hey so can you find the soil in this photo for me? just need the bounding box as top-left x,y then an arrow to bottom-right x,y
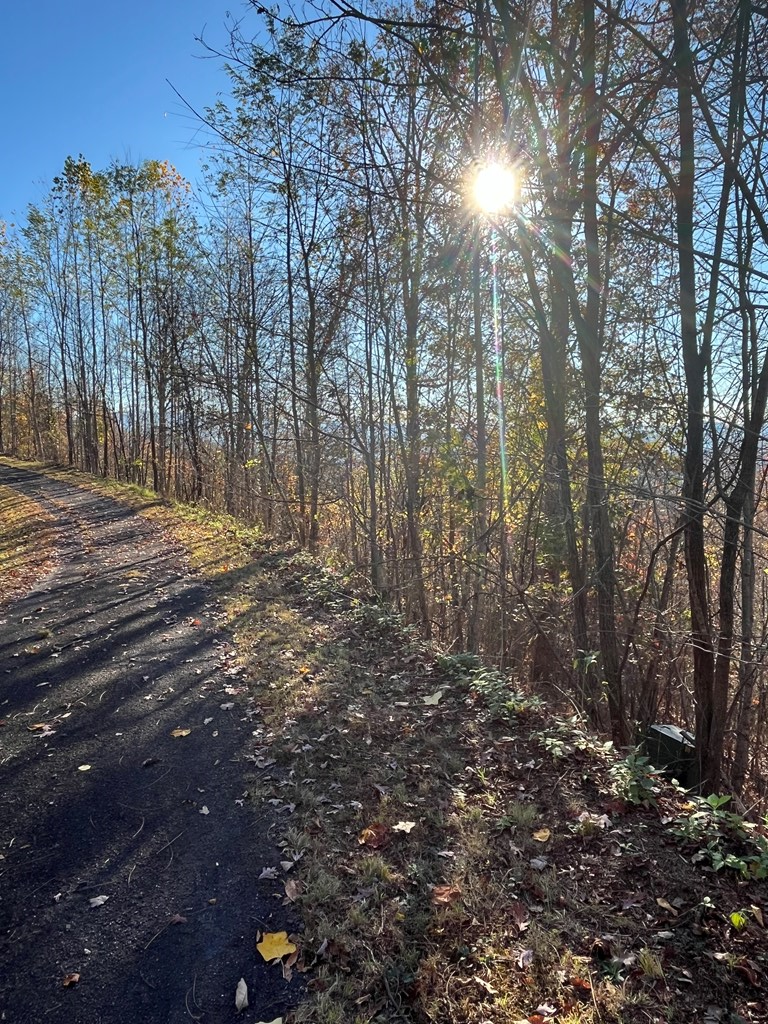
0,464 -> 303,1024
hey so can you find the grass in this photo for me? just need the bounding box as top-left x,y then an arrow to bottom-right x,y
0,478 -> 57,601
4,454 -> 767,1023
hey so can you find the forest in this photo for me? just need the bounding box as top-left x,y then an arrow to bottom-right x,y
1,0 -> 767,802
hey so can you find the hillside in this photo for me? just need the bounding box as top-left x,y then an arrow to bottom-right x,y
1,458 -> 766,1024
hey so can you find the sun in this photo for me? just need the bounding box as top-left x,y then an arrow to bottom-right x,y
472,163 -> 517,215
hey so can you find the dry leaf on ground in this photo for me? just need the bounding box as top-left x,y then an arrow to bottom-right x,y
62,973 -> 80,987
510,900 -> 531,933
532,828 -> 551,842
358,822 -> 390,848
89,895 -> 109,907
235,977 -> 248,1011
422,690 -> 443,705
284,878 -> 303,902
257,931 -> 297,961
392,820 -> 417,833
432,884 -> 462,905
78,764 -> 92,771
171,728 -> 191,738
656,897 -> 678,916
282,949 -> 299,981
517,948 -> 534,969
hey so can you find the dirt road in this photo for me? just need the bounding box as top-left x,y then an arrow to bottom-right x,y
0,464 -> 301,1023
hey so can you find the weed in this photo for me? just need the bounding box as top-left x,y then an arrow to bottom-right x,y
470,668 -> 542,723
436,651 -> 482,681
673,794 -> 768,879
303,867 -> 343,903
637,946 -> 665,980
358,854 -> 395,883
493,800 -> 538,832
608,752 -> 663,806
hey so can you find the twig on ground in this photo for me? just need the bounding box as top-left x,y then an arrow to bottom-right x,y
156,829 -> 185,856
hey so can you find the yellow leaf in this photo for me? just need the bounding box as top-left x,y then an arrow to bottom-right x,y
532,828 -> 551,842
257,931 -> 297,962
171,728 -> 191,738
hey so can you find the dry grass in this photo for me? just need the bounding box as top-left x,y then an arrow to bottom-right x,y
0,473 -> 58,603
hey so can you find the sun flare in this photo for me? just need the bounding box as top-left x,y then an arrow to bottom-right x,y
472,163 -> 517,215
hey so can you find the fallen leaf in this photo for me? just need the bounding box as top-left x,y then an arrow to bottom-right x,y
235,977 -> 248,1012
78,764 -> 92,772
432,884 -> 462,905
284,879 -> 303,902
422,690 -> 444,706
392,821 -> 417,833
656,897 -> 678,917
517,948 -> 534,969
751,905 -> 764,927
536,1002 -> 558,1017
27,723 -> 49,732
89,895 -> 109,907
220,702 -> 235,710
62,972 -> 80,987
532,828 -> 551,843
257,931 -> 297,961
621,893 -> 644,909
259,866 -> 279,880
171,728 -> 191,738
282,948 -> 299,981
170,913 -> 187,925
570,975 -> 592,993
358,822 -> 390,848
529,856 -> 549,871
199,806 -> 210,815
510,900 -> 530,933
734,959 -> 761,986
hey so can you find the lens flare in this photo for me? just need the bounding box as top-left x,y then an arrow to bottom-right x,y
472,163 -> 517,215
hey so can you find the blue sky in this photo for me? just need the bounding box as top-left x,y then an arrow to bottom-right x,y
0,0 -> 240,221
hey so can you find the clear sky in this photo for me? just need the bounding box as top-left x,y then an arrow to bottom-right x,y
0,0 -> 239,221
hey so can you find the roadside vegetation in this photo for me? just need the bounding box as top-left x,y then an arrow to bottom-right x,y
5,457 -> 765,1023
0,474 -> 57,603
